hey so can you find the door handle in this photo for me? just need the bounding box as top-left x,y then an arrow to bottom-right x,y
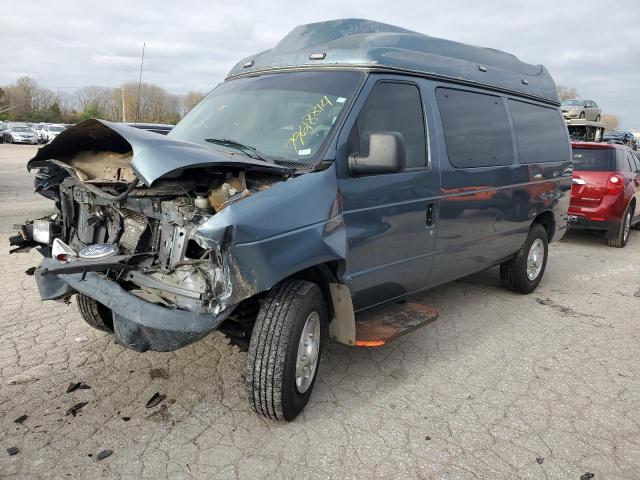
425,203 -> 435,227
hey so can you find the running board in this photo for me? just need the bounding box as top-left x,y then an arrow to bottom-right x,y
354,302 -> 439,347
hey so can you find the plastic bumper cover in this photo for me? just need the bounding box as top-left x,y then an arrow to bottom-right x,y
34,258 -> 231,352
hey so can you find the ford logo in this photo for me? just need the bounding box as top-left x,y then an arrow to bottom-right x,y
78,243 -> 118,260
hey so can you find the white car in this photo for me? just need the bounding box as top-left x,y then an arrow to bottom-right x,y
41,124 -> 66,143
6,125 -> 39,144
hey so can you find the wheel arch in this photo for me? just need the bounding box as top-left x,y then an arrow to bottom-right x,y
532,210 -> 556,242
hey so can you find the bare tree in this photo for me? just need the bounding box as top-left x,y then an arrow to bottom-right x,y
75,86 -> 113,118
600,114 -> 620,131
180,91 -> 205,117
557,85 -> 578,102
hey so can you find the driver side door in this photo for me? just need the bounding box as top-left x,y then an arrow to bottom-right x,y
336,76 -> 439,310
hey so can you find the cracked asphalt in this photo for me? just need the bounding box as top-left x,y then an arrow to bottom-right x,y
2,144 -> 640,479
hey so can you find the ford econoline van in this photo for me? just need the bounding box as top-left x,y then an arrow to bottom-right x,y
12,19 -> 572,420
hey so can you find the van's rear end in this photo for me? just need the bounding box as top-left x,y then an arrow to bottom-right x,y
569,143 -> 626,235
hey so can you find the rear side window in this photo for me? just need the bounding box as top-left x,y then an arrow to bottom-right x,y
436,88 -> 513,168
626,152 -> 638,172
508,100 -> 570,164
572,148 -> 614,172
354,82 -> 427,169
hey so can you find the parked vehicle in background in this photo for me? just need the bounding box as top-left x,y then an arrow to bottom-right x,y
11,19 -> 572,421
566,118 -> 605,142
6,125 -> 39,144
31,124 -> 45,143
561,99 -> 601,121
126,123 -> 174,135
0,122 -> 8,143
569,142 -> 640,247
603,130 -> 637,150
41,124 -> 67,143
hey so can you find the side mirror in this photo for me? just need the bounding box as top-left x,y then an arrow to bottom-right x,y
348,132 -> 406,175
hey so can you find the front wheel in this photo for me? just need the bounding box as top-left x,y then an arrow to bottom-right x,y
77,293 -> 114,332
246,279 -> 327,421
595,115 -> 601,122
500,223 -> 549,294
608,207 -> 632,247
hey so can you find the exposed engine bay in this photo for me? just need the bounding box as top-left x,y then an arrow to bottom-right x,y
15,163 -> 284,316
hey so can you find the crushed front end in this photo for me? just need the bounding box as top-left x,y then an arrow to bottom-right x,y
12,119 -> 289,352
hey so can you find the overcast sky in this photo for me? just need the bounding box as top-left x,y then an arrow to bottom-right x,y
1,0 -> 639,127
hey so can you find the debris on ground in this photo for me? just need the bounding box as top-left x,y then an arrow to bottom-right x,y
425,436 -> 431,441
6,374 -> 38,385
65,402 -> 89,417
24,266 -> 36,276
536,457 -> 544,464
96,449 -> 113,461
7,447 -> 19,456
122,417 -> 131,422
14,415 -> 28,424
66,381 -> 91,393
74,335 -> 89,343
145,392 -> 166,409
580,474 -> 595,480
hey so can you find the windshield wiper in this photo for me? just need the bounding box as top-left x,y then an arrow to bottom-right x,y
205,138 -> 274,163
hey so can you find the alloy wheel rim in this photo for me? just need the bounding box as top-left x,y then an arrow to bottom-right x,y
295,311 -> 320,394
526,239 -> 544,281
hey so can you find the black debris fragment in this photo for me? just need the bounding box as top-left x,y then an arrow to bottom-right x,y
96,449 -> 113,461
145,392 -> 166,409
66,381 -> 91,393
122,417 -> 131,422
25,267 -> 37,276
66,382 -> 81,393
65,402 -> 89,417
7,447 -> 19,456
14,415 -> 28,424
580,474 -> 594,480
425,436 -> 431,441
536,457 -> 544,464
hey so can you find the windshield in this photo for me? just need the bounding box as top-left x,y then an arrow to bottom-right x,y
572,148 -> 614,171
562,99 -> 584,106
169,71 -> 363,170
49,126 -> 64,132
13,127 -> 31,132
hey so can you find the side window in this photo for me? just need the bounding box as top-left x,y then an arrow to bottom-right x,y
508,100 -> 571,164
353,82 -> 427,169
436,88 -> 513,168
616,150 -> 629,172
633,153 -> 640,172
626,152 -> 637,172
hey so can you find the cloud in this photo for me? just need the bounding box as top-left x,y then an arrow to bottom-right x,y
2,0 -> 639,127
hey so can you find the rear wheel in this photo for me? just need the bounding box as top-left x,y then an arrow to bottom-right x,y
579,112 -> 586,119
77,293 -> 114,332
246,279 -> 327,421
501,223 -> 549,294
608,207 -> 632,247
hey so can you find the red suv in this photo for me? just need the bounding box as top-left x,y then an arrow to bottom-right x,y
568,142 -> 640,247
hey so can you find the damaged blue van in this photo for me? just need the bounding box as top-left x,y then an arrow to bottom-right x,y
12,19 -> 572,420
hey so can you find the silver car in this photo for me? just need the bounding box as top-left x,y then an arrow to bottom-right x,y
561,99 -> 601,121
6,125 -> 39,144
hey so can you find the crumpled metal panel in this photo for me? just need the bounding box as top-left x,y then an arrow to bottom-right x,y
27,119 -> 292,187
